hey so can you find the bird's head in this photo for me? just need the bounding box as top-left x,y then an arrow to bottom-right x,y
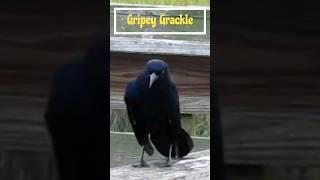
145,59 -> 169,88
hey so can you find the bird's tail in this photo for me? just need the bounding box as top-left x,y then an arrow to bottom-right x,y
175,128 -> 194,157
151,128 -> 193,158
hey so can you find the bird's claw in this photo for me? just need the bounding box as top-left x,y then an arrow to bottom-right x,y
172,156 -> 178,160
164,162 -> 172,167
132,160 -> 149,168
163,159 -> 173,167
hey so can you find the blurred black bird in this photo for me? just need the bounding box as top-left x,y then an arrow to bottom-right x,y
45,39 -> 107,180
124,59 -> 193,167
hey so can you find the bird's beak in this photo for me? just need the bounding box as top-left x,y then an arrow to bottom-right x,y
149,72 -> 158,88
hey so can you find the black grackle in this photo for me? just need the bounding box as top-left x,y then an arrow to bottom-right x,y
124,59 -> 193,167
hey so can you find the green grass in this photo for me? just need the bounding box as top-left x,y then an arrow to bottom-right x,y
111,0 -> 210,6
110,110 -> 210,137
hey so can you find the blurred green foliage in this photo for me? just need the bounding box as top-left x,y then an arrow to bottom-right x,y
110,109 -> 210,137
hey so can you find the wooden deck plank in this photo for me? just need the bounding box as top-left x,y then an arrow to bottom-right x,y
110,37 -> 210,56
110,150 -> 210,180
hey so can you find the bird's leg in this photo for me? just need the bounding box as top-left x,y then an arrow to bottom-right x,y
144,135 -> 154,156
139,146 -> 147,166
174,143 -> 179,159
165,144 -> 173,167
133,145 -> 149,167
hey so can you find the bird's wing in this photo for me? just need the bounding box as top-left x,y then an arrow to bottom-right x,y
167,85 -> 182,134
150,85 -> 181,158
167,84 -> 193,157
124,80 -> 149,146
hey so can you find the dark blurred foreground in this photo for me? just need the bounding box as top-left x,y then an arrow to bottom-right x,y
215,0 -> 320,179
45,39 -> 107,180
0,0 -> 107,180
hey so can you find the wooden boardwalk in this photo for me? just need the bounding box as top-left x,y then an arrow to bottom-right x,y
110,150 -> 210,180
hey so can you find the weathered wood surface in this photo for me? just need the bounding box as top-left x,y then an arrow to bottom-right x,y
110,132 -> 210,168
0,14 -> 103,97
110,150 -> 210,180
216,51 -> 320,165
0,4 -> 104,179
215,1 -> 320,166
110,52 -> 210,96
0,96 -> 50,151
110,37 -> 210,56
0,150 -> 58,180
111,94 -> 209,113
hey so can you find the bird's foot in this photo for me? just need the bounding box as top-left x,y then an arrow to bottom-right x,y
163,159 -> 174,167
132,160 -> 149,168
164,162 -> 172,167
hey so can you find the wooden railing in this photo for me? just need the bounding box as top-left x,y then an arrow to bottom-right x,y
111,94 -> 210,114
